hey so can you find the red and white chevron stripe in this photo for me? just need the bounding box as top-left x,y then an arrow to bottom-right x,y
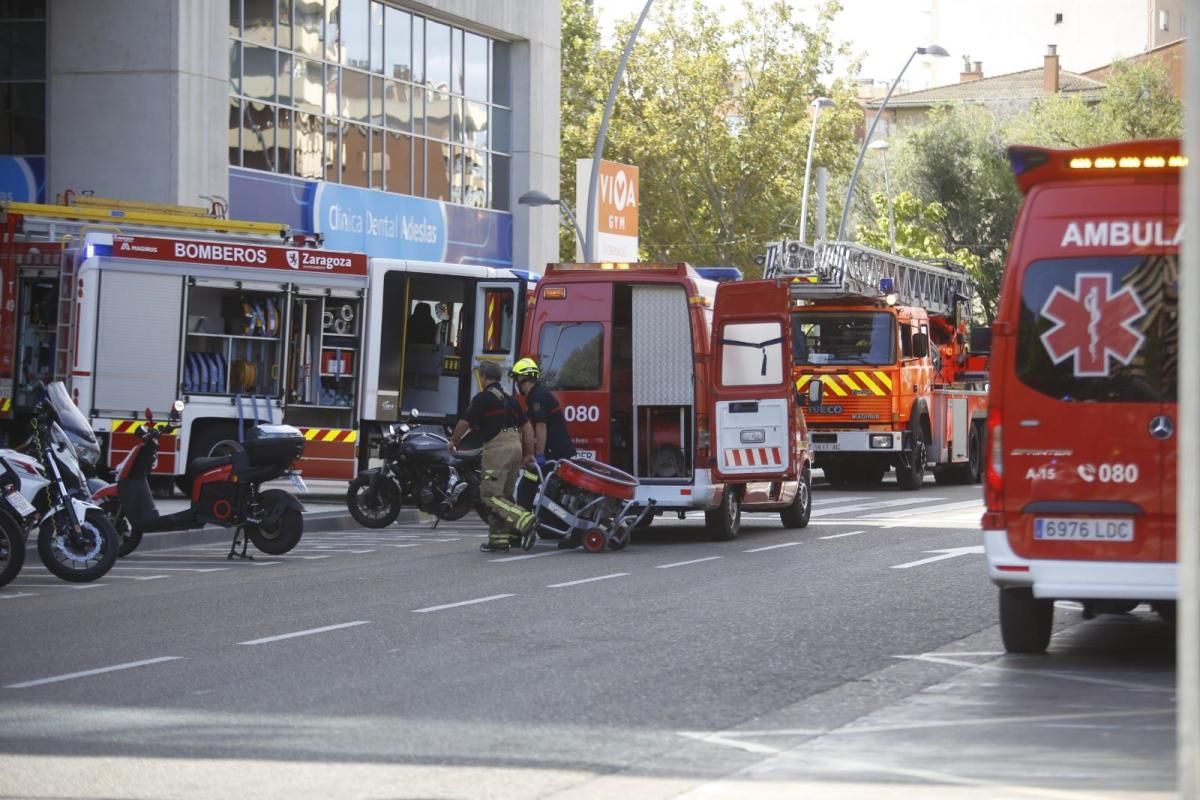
724,447 -> 783,468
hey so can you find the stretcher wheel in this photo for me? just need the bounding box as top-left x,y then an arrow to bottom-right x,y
582,528 -> 607,553
608,524 -> 630,551
556,458 -> 638,502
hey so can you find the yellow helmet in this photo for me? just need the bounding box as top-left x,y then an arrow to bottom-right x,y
510,357 -> 541,381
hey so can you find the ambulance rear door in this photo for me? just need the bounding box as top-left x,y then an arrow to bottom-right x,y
711,279 -> 796,481
471,279 -> 523,382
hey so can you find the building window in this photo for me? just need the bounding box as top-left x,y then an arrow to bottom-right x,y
229,0 -> 511,211
0,0 -> 46,156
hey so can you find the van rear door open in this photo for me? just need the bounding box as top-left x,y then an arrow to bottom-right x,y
1001,169 -> 1176,564
711,279 -> 796,481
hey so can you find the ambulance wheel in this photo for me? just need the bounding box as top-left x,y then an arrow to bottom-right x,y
896,422 -> 927,491
706,487 -> 741,541
999,587 -> 1053,654
582,528 -> 607,553
780,467 -> 812,529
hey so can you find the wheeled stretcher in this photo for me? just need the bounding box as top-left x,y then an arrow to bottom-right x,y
516,457 -> 655,553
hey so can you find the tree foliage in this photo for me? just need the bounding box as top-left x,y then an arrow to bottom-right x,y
561,0 -> 860,272
1006,58 -> 1183,147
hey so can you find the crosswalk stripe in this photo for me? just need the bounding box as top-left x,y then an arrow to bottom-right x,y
811,497 -> 943,517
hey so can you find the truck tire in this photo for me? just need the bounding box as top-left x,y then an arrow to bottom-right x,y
779,467 -> 812,529
999,587 -> 1053,654
706,486 -> 741,541
968,424 -> 984,484
896,419 -> 927,491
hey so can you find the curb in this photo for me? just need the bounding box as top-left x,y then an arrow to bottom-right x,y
24,508 -> 420,555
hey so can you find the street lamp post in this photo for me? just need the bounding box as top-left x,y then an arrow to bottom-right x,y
837,45 -> 949,241
798,97 -> 835,244
518,189 -> 586,255
869,139 -> 894,253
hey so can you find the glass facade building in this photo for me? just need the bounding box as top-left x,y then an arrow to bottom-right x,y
228,0 -> 511,210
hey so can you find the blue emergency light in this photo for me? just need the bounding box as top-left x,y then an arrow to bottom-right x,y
695,266 -> 743,283
879,277 -> 895,293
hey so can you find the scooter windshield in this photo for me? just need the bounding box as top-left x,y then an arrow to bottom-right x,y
45,381 -> 100,464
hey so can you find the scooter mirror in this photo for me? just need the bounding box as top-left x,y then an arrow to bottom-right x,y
410,408 -> 420,420
172,400 -> 186,413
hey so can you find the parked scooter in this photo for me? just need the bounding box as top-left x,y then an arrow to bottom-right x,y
93,401 -> 308,559
346,411 -> 482,528
0,382 -> 119,585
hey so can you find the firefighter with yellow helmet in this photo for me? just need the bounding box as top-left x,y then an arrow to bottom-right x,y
510,357 -> 577,465
447,361 -> 536,553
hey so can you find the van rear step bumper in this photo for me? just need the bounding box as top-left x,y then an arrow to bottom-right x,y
983,529 -> 1176,601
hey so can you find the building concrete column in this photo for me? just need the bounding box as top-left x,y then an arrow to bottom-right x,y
48,0 -> 229,207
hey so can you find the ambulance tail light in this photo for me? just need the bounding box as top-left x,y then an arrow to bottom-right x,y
696,415 -> 710,467
984,406 -> 1004,516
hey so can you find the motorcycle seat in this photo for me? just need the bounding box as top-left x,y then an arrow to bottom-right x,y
187,454 -> 236,479
452,448 -> 482,467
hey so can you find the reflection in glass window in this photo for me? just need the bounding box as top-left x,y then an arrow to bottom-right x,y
0,83 -> 45,155
369,1 -> 384,74
294,111 -> 323,178
411,88 -> 425,136
230,0 -> 241,38
242,0 -> 274,46
425,88 -> 450,141
229,40 -> 242,95
370,128 -> 383,188
448,96 -> 463,144
791,312 -> 895,366
463,148 -> 486,208
492,40 -> 510,106
228,98 -> 241,166
384,80 -> 410,130
242,44 -> 276,102
463,100 -> 487,150
721,322 -> 784,386
426,140 -> 449,201
385,131 -> 411,194
539,323 -> 603,391
490,106 -> 510,153
294,57 -> 322,114
425,20 -> 450,89
369,75 -> 384,126
275,0 -> 291,50
276,50 -> 293,106
342,123 -> 368,187
451,28 -> 463,94
413,137 -> 426,196
324,0 -> 340,61
463,33 -> 487,101
292,0 -> 323,57
340,0 -> 369,69
411,15 -> 424,84
276,107 -> 294,174
384,6 -> 410,80
241,101 -> 275,171
491,153 -> 508,211
341,69 -> 368,122
324,118 -> 341,182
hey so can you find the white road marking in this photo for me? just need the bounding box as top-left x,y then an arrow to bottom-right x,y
237,620 -> 371,645
811,497 -> 941,517
547,573 -> 629,588
813,495 -> 872,505
879,499 -> 985,518
102,574 -> 170,581
386,543 -> 423,548
5,656 -> 183,689
819,530 -> 866,540
412,594 -> 514,613
110,566 -> 228,573
676,731 -> 782,755
490,550 -> 568,563
890,545 -> 985,569
656,556 -> 724,569
0,592 -> 37,600
5,582 -> 105,590
743,542 -> 802,553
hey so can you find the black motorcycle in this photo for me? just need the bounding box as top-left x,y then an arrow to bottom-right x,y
346,413 -> 482,528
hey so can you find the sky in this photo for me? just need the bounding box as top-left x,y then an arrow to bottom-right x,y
588,0 -> 1160,91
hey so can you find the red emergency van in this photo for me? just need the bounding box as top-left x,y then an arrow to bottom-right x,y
983,139 -> 1182,653
521,263 -> 814,539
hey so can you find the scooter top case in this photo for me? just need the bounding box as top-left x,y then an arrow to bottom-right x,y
240,424 -> 305,483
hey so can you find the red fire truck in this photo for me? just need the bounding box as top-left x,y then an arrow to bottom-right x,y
763,240 -> 990,489
1,196 -> 527,485
520,262 -> 814,539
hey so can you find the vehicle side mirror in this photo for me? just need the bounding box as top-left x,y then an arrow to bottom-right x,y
806,381 -> 825,407
912,333 -> 930,359
410,408 -> 420,421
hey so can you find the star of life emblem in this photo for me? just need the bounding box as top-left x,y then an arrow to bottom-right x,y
1039,272 -> 1147,377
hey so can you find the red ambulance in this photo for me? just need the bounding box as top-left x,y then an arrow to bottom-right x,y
983,139 -> 1182,652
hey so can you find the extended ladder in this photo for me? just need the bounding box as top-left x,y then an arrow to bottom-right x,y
762,239 -> 974,316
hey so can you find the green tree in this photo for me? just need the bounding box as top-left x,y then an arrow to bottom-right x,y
557,0 -> 606,260
561,0 -> 861,273
1006,58 -> 1183,147
877,105 -> 1019,322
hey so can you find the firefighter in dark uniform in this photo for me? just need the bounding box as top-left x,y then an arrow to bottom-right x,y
510,358 -> 576,466
448,361 -> 536,553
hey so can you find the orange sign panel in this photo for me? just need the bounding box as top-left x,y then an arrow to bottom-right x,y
597,161 -> 639,237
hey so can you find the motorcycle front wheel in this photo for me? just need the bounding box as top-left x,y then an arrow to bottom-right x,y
37,507 -> 119,583
0,514 -> 25,588
347,473 -> 402,528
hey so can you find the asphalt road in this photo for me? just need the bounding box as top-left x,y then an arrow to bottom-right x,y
0,475 -> 1176,799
